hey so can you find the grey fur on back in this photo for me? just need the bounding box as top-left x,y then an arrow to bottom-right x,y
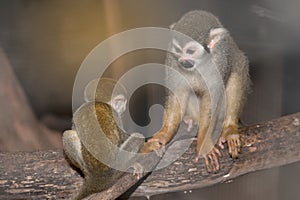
172,10 -> 222,45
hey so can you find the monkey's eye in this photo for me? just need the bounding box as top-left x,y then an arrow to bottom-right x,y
186,49 -> 195,54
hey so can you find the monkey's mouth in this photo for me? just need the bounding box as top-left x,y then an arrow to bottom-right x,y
179,59 -> 195,69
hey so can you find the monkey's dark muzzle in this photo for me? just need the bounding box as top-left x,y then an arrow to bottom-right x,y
179,59 -> 195,69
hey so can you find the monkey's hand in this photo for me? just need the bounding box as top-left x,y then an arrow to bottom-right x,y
132,163 -> 144,179
194,147 -> 222,173
142,128 -> 174,155
219,125 -> 241,158
142,138 -> 165,157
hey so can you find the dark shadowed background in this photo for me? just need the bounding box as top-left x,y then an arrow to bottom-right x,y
0,0 -> 299,199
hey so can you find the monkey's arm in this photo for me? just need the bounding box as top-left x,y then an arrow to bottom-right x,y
195,93 -> 222,172
220,71 -> 248,158
195,93 -> 211,155
142,93 -> 184,153
115,132 -> 145,170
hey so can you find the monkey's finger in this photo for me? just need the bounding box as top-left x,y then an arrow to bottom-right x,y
193,157 -> 198,163
233,139 -> 239,153
148,138 -> 160,143
229,139 -> 239,158
155,146 -> 165,157
234,137 -> 241,156
132,163 -> 144,179
193,155 -> 199,163
148,137 -> 167,146
208,153 -> 217,172
210,152 -> 219,172
213,147 -> 222,157
218,142 -> 225,149
218,137 -> 226,149
237,138 -> 241,153
204,156 -> 212,173
228,140 -> 234,156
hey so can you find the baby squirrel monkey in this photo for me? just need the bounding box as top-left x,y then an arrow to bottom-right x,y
143,10 -> 250,172
63,78 -> 144,200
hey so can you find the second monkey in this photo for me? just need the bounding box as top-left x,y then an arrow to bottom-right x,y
143,10 -> 250,172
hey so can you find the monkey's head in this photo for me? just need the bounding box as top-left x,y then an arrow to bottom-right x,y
171,39 -> 207,71
170,27 -> 229,71
169,10 -> 226,71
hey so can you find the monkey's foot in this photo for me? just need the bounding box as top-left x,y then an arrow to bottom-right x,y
221,125 -> 241,158
194,147 -> 222,173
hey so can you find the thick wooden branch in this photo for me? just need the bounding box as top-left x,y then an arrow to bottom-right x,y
0,112 -> 300,199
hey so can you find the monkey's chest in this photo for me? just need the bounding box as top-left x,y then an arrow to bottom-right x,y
185,74 -> 207,94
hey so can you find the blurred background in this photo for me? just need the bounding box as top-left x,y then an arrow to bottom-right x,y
0,0 -> 299,199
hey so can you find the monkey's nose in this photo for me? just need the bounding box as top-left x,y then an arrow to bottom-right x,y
179,59 -> 195,69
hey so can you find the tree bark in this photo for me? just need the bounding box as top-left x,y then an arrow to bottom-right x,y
0,112 -> 300,199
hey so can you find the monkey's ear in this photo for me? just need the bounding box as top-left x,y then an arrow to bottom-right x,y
208,28 -> 227,49
169,22 -> 176,29
109,94 -> 127,115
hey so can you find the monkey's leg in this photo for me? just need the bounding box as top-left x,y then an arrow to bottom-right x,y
116,132 -> 145,171
62,130 -> 85,170
74,172 -> 116,200
220,72 -> 245,158
195,94 -> 221,172
142,94 -> 183,153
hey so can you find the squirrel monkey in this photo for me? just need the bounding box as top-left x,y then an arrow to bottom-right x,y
143,10 -> 250,172
63,78 -> 144,199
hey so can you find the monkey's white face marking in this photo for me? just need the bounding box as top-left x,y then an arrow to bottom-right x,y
171,39 -> 206,71
171,39 -> 183,56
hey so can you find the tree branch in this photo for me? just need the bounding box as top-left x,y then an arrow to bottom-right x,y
0,112 -> 299,199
